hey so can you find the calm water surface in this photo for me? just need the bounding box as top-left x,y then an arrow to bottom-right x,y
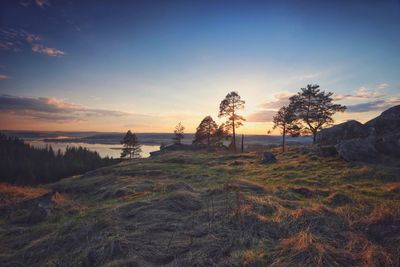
27,140 -> 159,158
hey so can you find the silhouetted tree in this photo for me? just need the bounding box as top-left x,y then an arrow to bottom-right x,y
121,130 -> 142,159
193,116 -> 218,146
289,84 -> 346,144
272,106 -> 301,152
213,123 -> 230,147
173,122 -> 185,144
218,91 -> 245,152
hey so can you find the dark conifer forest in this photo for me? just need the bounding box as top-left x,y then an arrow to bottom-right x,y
0,133 -> 117,185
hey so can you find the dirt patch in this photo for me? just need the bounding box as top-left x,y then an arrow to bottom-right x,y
165,182 -> 196,193
289,187 -> 330,198
327,192 -> 353,207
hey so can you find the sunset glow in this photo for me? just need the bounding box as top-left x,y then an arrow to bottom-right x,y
1,1 -> 399,134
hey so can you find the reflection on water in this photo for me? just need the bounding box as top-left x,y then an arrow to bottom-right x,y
27,140 -> 159,158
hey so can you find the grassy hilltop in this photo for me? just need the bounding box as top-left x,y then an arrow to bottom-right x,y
1,147 -> 399,266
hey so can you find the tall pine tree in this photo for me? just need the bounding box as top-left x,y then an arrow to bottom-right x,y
272,106 -> 301,152
218,91 -> 245,152
193,116 -> 218,146
173,122 -> 185,144
120,130 -> 142,159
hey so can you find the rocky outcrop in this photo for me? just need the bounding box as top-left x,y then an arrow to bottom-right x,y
150,143 -> 207,157
261,152 -> 277,164
335,138 -> 380,163
316,120 -> 370,145
316,105 -> 400,163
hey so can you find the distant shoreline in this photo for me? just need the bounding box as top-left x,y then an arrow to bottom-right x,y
1,130 -> 312,146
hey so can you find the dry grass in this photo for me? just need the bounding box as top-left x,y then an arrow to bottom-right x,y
0,183 -> 48,207
0,147 -> 399,266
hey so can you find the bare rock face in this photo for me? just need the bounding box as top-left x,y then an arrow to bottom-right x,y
316,145 -> 338,157
335,138 -> 380,163
366,105 -> 400,157
316,120 -> 370,145
365,105 -> 400,135
316,105 -> 400,163
261,152 -> 277,164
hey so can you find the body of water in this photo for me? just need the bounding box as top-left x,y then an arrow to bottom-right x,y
26,139 -> 159,158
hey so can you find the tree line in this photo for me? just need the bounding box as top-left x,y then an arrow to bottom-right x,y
0,134 -> 117,185
121,84 -> 345,157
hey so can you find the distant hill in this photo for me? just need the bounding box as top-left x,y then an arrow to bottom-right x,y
2,130 -> 312,146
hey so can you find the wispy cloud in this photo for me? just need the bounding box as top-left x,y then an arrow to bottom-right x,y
0,95 -> 129,122
0,75 -> 10,80
259,92 -> 293,110
346,97 -> 400,113
334,84 -> 388,100
0,28 -> 65,57
247,110 -> 276,122
377,83 -> 389,90
247,92 -> 294,122
32,44 -> 65,57
35,0 -> 50,8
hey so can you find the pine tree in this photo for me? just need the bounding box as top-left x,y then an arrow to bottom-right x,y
173,122 -> 185,144
193,116 -> 218,146
213,123 -> 230,147
272,106 -> 301,152
218,91 -> 245,152
120,130 -> 142,159
289,84 -> 346,144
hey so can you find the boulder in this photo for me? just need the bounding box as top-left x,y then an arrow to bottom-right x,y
316,145 -> 338,157
260,152 -> 277,164
316,120 -> 370,145
374,133 -> 400,157
365,106 -> 400,157
365,105 -> 400,136
336,138 -> 380,163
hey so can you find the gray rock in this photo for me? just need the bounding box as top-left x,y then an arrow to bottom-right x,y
365,105 -> 400,136
316,120 -> 370,145
315,105 -> 400,163
260,152 -> 277,164
316,145 -> 338,157
366,105 -> 400,157
375,133 -> 400,157
336,138 -> 380,163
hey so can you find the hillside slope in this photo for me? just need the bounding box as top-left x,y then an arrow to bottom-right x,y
1,147 -> 399,266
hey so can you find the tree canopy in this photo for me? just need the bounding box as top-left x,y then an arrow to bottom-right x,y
289,84 -> 346,144
0,133 -> 116,185
218,91 -> 245,152
272,106 -> 301,152
193,116 -> 218,146
173,122 -> 185,144
120,130 -> 142,159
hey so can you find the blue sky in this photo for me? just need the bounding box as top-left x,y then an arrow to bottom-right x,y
0,0 -> 399,133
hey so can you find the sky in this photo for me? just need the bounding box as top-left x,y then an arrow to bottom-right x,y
0,0 -> 399,134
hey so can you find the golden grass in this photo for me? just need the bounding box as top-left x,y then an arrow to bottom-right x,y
0,182 -> 48,207
0,148 -> 399,266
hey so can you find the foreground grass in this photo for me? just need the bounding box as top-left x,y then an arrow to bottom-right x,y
0,146 -> 399,266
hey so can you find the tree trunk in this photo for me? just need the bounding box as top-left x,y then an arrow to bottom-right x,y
232,120 -> 236,152
241,134 -> 244,153
312,130 -> 317,144
282,125 -> 286,152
